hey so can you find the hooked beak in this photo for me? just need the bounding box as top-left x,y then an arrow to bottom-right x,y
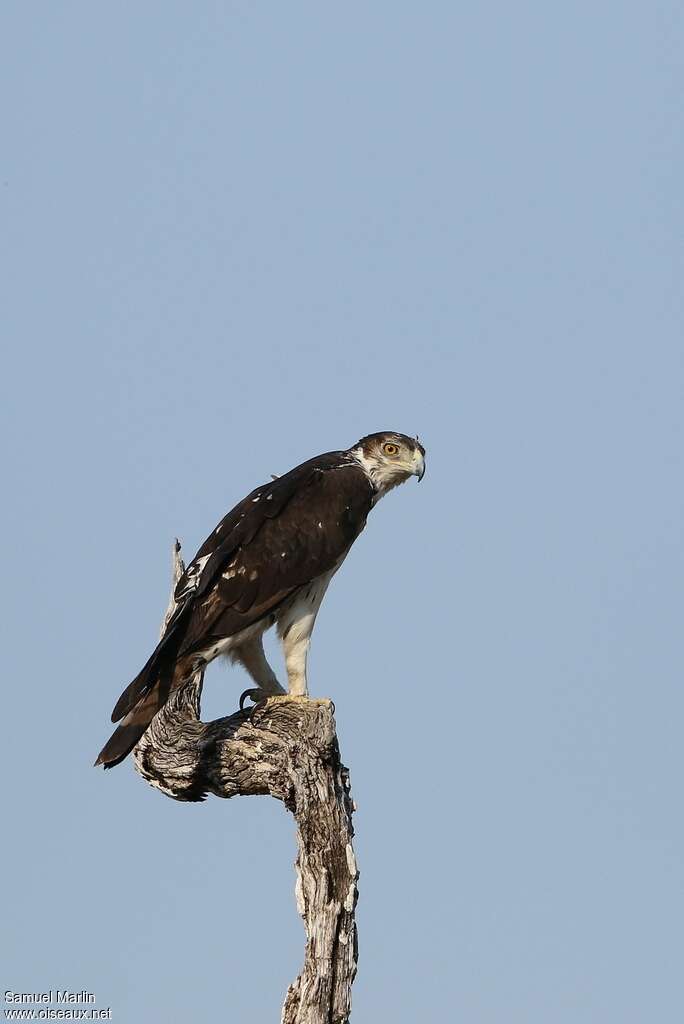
413,451 -> 426,482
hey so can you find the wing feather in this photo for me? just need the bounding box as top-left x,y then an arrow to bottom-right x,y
109,455 -> 372,722
176,462 -> 373,655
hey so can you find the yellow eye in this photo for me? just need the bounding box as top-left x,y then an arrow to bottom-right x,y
383,443 -> 399,456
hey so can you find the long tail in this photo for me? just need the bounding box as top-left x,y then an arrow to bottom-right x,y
94,708 -> 154,768
95,609 -> 193,767
94,656 -> 184,768
110,605 -> 190,723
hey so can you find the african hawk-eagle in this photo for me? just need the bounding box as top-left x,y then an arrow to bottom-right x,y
95,431 -> 425,768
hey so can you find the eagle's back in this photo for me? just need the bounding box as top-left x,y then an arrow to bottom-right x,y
110,453 -> 373,723
178,458 -> 373,653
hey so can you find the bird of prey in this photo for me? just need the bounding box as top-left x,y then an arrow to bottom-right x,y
95,431 -> 426,768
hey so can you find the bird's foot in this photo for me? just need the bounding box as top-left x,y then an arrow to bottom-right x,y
239,686 -> 286,711
239,687 -> 290,726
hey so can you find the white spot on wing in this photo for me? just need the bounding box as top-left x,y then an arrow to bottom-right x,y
222,557 -> 238,581
189,554 -> 211,577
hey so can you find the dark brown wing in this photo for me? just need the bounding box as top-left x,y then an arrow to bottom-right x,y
178,461 -> 374,656
109,455 -> 372,723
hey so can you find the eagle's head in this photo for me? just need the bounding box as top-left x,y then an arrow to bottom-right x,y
350,431 -> 426,499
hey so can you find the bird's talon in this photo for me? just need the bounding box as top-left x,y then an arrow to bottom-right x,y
239,687 -> 271,710
239,687 -> 278,723
239,687 -> 256,711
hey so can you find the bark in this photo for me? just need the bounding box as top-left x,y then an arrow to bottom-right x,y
132,541 -> 359,1024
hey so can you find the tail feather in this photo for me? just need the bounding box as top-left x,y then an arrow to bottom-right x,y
111,605 -> 192,723
110,654 -> 158,723
95,662 -> 178,768
94,719 -> 150,768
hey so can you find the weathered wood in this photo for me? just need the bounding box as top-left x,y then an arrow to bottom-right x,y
132,542 -> 359,1024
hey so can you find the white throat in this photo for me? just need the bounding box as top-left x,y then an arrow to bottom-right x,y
349,446 -> 408,503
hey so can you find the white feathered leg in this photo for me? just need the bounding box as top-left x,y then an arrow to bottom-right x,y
278,573 -> 334,697
231,635 -> 286,705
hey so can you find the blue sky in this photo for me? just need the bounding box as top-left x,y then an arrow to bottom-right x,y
2,3 -> 683,1021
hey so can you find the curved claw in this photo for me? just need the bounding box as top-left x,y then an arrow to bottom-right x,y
239,687 -> 259,711
239,688 -> 274,725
